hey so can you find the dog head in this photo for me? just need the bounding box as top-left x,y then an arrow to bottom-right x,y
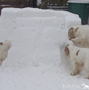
68,27 -> 75,40
68,27 -> 79,40
64,44 -> 70,56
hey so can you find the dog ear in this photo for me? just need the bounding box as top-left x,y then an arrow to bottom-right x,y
65,46 -> 69,56
69,27 -> 73,31
68,28 -> 75,40
75,27 -> 79,32
68,28 -> 73,34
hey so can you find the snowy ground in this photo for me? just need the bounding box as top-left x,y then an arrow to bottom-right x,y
0,8 -> 89,90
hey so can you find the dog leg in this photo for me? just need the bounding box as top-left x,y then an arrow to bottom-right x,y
84,75 -> 89,79
70,61 -> 80,76
84,63 -> 89,79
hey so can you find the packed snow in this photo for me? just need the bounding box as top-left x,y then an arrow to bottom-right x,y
68,0 -> 89,3
0,8 -> 89,90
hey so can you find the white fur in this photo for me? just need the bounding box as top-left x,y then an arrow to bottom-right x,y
0,40 -> 11,66
67,44 -> 89,79
70,25 -> 89,47
73,25 -> 89,37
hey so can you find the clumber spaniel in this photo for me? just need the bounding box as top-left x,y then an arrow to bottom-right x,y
0,40 -> 11,66
64,44 -> 89,79
68,25 -> 89,48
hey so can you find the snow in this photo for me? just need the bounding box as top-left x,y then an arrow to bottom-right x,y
68,0 -> 89,3
0,7 -> 88,90
37,0 -> 41,5
0,8 -> 81,29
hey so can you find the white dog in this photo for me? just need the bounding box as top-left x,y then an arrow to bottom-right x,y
0,40 -> 11,66
68,25 -> 89,47
64,44 -> 89,79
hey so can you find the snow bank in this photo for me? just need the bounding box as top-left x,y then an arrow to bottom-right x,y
1,27 -> 61,67
68,0 -> 89,3
0,8 -> 87,90
0,8 -> 81,30
16,17 -> 64,29
0,8 -> 81,68
0,7 -> 81,68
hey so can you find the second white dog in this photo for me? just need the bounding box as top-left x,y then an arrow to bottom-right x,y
65,44 -> 89,79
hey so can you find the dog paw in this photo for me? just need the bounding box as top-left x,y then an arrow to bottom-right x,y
70,72 -> 76,76
84,76 -> 89,79
70,71 -> 79,76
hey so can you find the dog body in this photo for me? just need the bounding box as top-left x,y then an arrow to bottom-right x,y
68,25 -> 89,47
65,44 -> 89,79
0,40 -> 11,66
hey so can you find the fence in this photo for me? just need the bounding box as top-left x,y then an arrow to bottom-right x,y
39,0 -> 68,9
48,0 -> 68,5
0,0 -> 68,14
0,0 -> 30,14
0,0 -> 30,7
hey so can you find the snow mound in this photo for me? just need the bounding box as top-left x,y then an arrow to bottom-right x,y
0,8 -> 81,29
16,17 -> 64,29
0,8 -> 87,90
2,27 -> 61,67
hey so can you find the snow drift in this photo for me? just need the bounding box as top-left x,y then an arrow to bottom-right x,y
0,8 -> 88,90
0,8 -> 81,29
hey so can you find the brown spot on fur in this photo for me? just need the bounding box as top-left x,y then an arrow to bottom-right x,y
0,42 -> 3,45
76,50 -> 80,56
68,27 -> 75,40
64,45 -> 69,56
